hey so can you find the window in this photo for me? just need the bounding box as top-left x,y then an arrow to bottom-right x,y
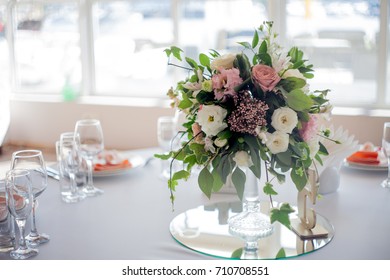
2,0 -> 389,109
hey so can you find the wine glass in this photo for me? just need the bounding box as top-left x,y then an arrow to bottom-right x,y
157,116 -> 178,179
381,122 -> 390,188
10,150 -> 50,246
74,119 -> 104,196
59,132 -> 87,203
5,169 -> 38,259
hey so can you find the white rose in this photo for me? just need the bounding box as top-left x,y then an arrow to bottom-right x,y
196,105 -> 228,136
210,53 -> 236,71
271,107 -> 298,134
266,131 -> 289,154
233,151 -> 253,167
283,68 -> 306,80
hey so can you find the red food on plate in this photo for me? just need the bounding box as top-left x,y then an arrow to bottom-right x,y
346,151 -> 380,165
94,159 -> 132,171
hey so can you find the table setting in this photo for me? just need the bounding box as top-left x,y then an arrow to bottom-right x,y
1,21 -> 390,261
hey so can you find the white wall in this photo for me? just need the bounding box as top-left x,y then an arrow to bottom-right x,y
5,99 -> 173,150
4,100 -> 390,150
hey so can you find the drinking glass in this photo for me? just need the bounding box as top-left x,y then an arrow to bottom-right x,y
10,150 -> 50,246
157,116 -> 178,179
74,119 -> 104,196
59,132 -> 87,203
5,169 -> 38,259
381,122 -> 390,188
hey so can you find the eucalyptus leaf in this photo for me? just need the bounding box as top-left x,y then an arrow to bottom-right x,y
231,167 -> 246,200
198,167 -> 214,198
211,168 -> 224,192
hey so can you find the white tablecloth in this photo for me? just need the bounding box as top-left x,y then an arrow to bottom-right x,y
1,148 -> 390,260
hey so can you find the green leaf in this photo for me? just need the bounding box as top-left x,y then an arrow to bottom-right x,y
252,30 -> 259,49
170,46 -> 183,61
217,129 -> 233,140
281,77 -> 306,92
231,248 -> 243,259
199,53 -> 210,68
257,53 -> 272,66
276,248 -> 286,259
276,150 -> 292,167
258,40 -> 267,54
216,154 -> 232,184
185,57 -> 198,69
263,182 -> 278,195
268,167 -> 286,184
172,170 -> 190,181
270,203 -> 295,229
211,168 -> 224,192
291,168 -> 307,191
234,53 -> 251,80
196,90 -> 215,104
238,41 -> 252,49
231,167 -> 246,200
285,89 -> 313,111
318,142 -> 329,156
198,167 -> 214,199
178,98 -> 193,110
154,152 -> 173,160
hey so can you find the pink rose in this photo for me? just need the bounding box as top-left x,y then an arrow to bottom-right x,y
252,64 -> 281,92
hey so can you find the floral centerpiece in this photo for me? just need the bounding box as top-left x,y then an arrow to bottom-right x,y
156,21 -> 334,229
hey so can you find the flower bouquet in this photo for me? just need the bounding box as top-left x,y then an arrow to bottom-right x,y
156,21 -> 334,229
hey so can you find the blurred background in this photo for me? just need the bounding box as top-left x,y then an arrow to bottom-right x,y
0,0 -> 389,150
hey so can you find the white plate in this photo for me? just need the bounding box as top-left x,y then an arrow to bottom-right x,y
93,153 -> 145,177
343,159 -> 387,171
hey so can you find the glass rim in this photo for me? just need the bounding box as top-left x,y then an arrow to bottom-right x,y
12,150 -> 43,159
75,119 -> 101,125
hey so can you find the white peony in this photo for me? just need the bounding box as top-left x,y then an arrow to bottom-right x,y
210,53 -> 236,70
282,68 -> 306,80
233,151 -> 253,167
196,105 -> 228,136
271,107 -> 298,134
266,131 -> 289,154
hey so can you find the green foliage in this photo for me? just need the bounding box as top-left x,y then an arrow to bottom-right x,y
158,20 -> 337,230
270,203 -> 295,229
231,167 -> 246,200
276,248 -> 286,259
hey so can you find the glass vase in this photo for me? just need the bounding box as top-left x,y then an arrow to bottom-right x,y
228,167 -> 274,251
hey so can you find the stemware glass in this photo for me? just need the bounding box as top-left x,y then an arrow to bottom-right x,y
157,116 -> 178,179
59,132 -> 87,203
381,122 -> 390,188
74,119 -> 104,196
10,150 -> 50,246
5,169 -> 38,259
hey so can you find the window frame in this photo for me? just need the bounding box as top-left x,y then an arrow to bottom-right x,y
2,0 -> 390,109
